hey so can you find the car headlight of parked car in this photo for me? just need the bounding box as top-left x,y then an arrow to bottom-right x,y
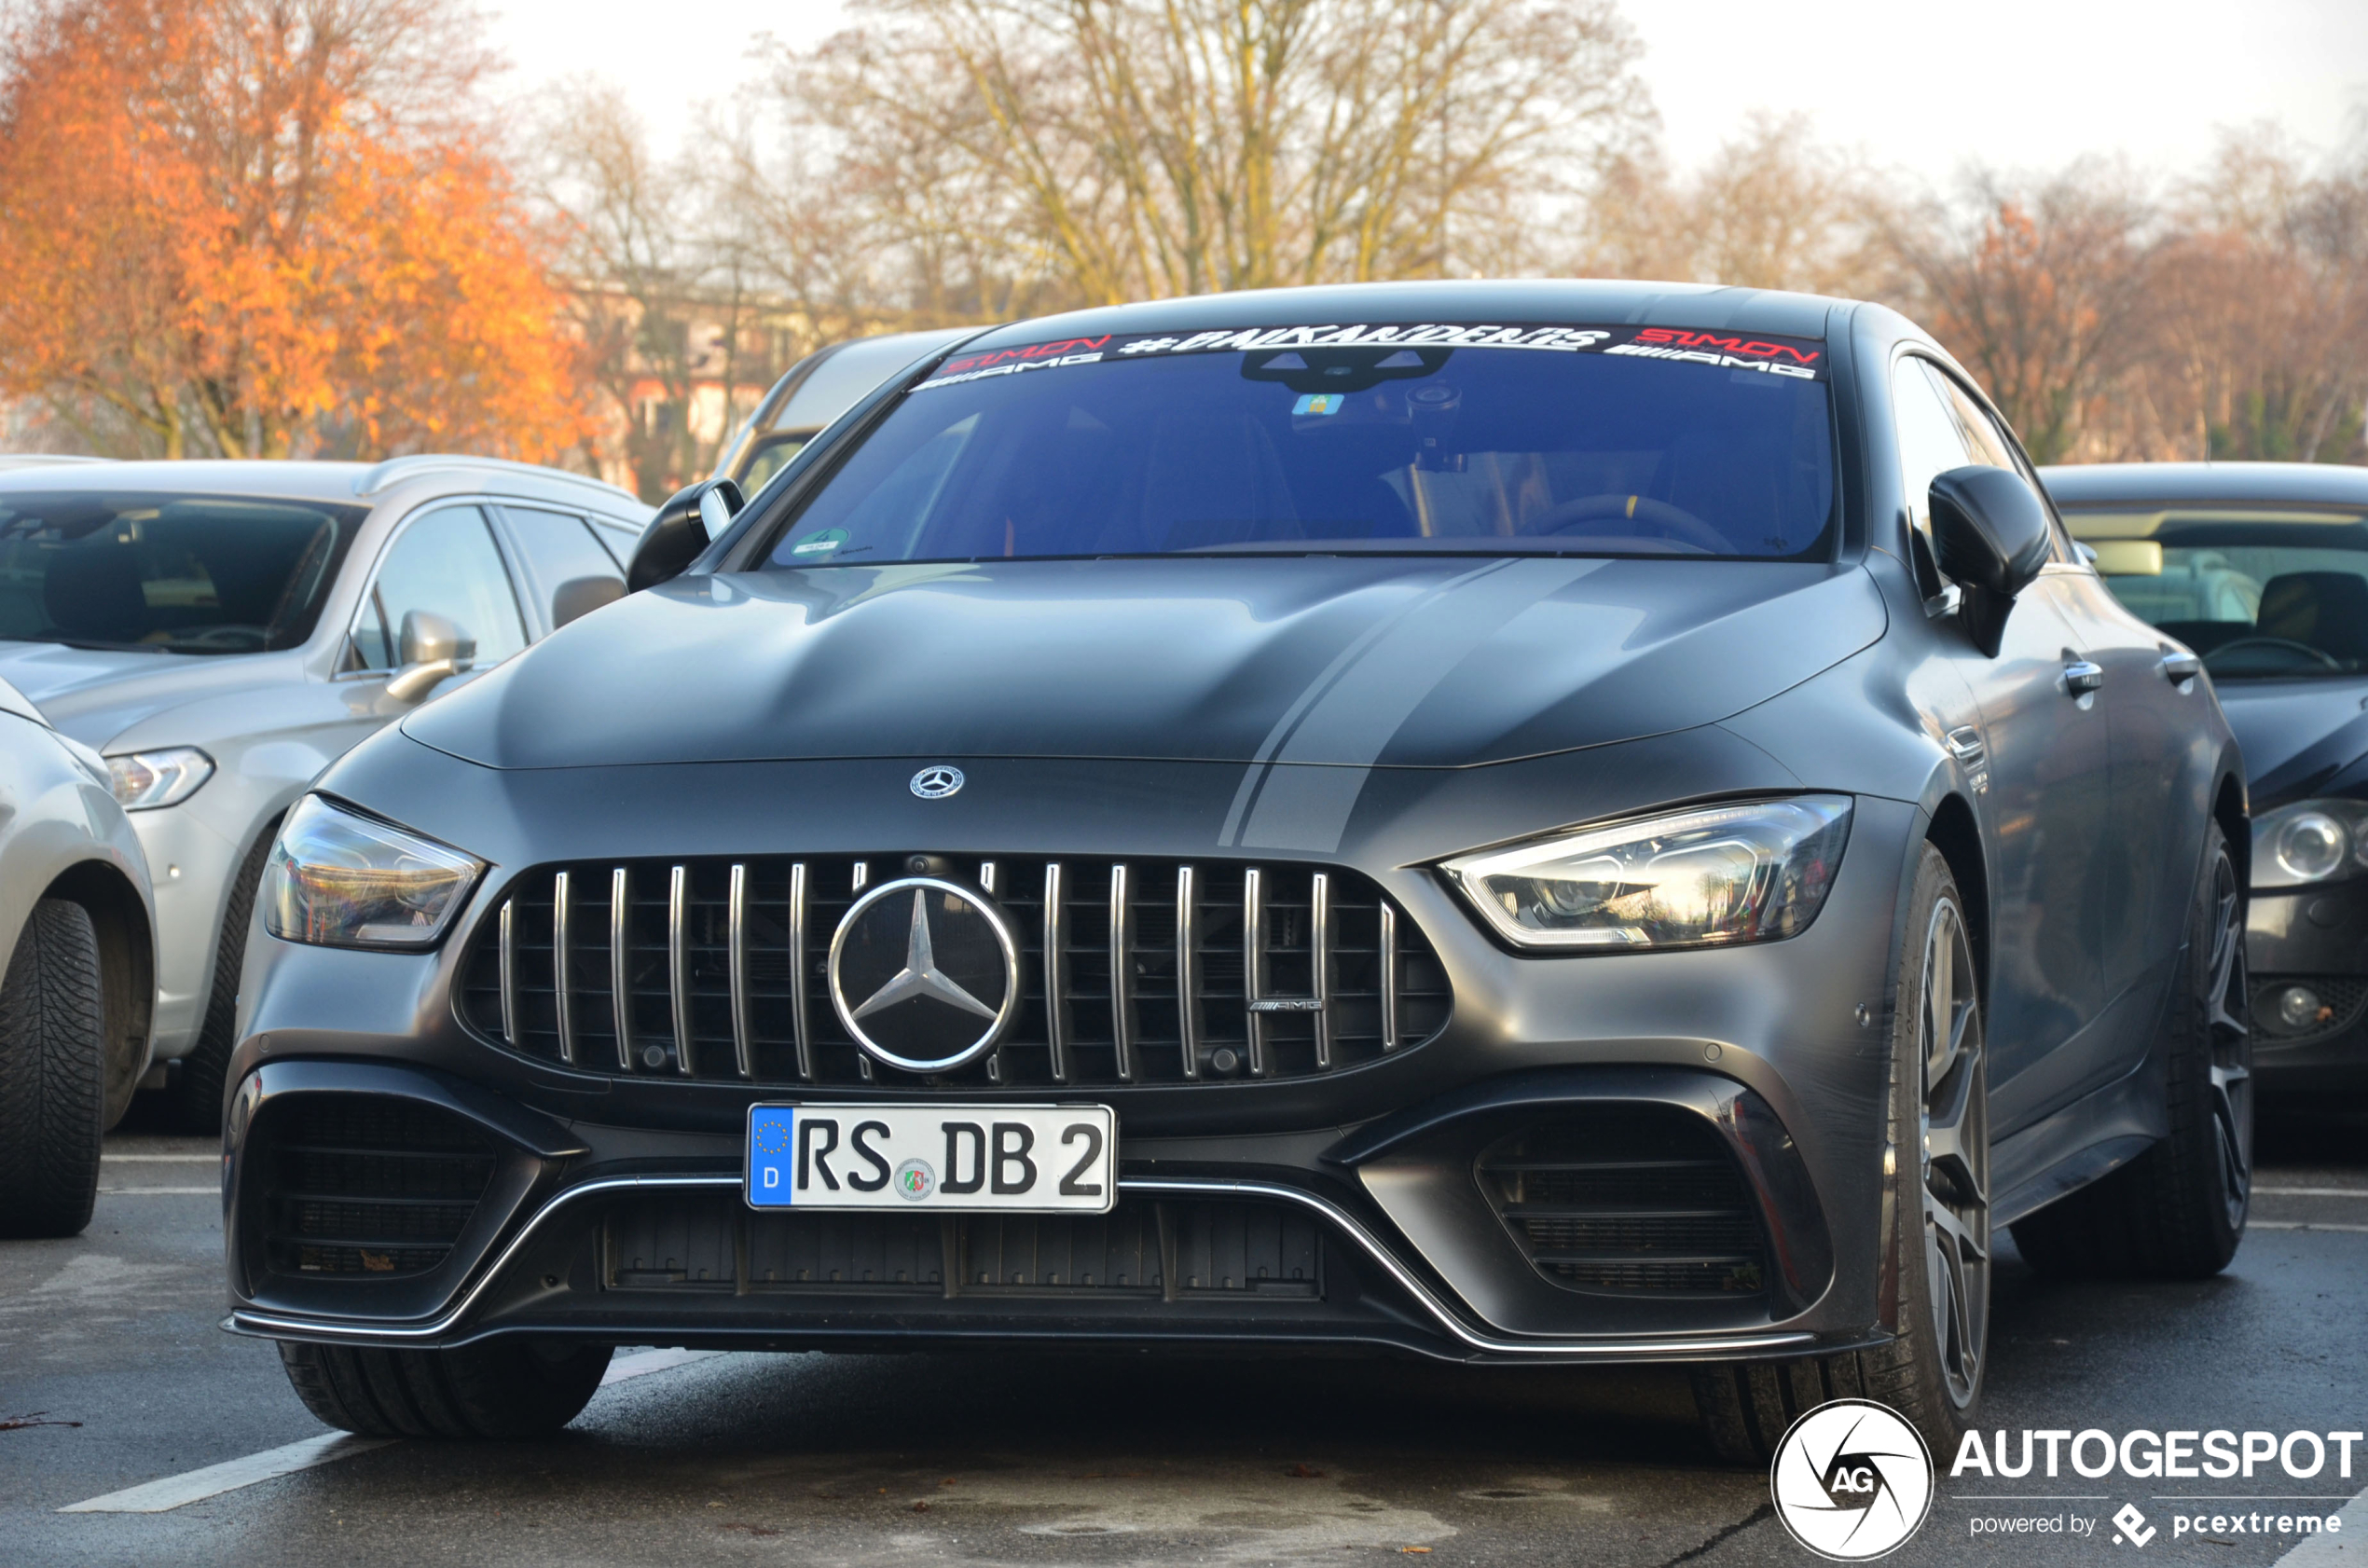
2251,798 -> 2368,889
105,746 -> 214,809
261,794 -> 485,949
1441,795 -> 1853,951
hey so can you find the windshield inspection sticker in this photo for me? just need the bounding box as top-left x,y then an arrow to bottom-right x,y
1292,392 -> 1346,415
789,528 -> 849,556
914,322 -> 1825,390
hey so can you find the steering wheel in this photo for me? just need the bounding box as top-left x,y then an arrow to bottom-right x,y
2205,637 -> 2342,673
1520,493 -> 1731,554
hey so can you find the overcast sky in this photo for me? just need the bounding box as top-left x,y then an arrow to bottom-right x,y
483,0 -> 2367,191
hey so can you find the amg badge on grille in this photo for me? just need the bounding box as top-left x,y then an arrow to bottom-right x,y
827,876 -> 1020,1072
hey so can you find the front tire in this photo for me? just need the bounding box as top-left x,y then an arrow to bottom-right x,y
1694,843 -> 1989,1464
0,900 -> 109,1239
277,1339 -> 613,1439
2011,820 -> 2251,1278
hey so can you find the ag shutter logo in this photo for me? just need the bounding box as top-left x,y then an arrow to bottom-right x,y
1770,1399 -> 1935,1561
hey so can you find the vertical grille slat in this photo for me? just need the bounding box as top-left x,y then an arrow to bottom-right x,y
461,855 -> 1449,1088
1243,867 -> 1268,1079
553,870 -> 577,1066
1109,863 -> 1136,1083
1043,861 -> 1070,1084
727,863 -> 752,1080
668,863 -> 695,1076
497,900 -> 518,1046
1176,865 -> 1201,1080
788,861 -> 814,1081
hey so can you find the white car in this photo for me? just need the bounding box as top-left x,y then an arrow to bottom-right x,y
0,456 -> 652,1128
0,672 -> 153,1236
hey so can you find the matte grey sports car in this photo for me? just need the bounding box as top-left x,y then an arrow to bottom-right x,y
225,282 -> 2249,1462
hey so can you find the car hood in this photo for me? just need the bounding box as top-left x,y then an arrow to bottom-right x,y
0,640 -> 296,750
402,557 -> 1887,770
2215,676 -> 2368,806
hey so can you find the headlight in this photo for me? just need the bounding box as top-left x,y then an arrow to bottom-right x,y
261,795 -> 485,949
2252,799 -> 2368,889
106,747 -> 214,809
1442,795 -> 1852,951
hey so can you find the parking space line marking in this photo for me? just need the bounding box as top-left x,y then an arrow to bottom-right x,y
101,1153 -> 219,1162
600,1348 -> 719,1385
2251,1221 -> 2368,1233
58,1433 -> 392,1514
55,1351 -> 716,1516
97,1187 -> 218,1195
2253,1187 -> 2368,1198
2271,1483 -> 2368,1564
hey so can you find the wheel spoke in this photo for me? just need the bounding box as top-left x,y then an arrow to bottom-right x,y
1916,893 -> 1988,1408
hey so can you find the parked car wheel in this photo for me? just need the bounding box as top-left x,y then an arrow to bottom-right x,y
2012,822 -> 2251,1278
276,1338 -> 613,1439
171,818 -> 277,1134
1694,843 -> 1989,1464
0,899 -> 108,1238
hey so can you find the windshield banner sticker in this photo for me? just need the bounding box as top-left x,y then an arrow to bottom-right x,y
916,323 -> 1826,390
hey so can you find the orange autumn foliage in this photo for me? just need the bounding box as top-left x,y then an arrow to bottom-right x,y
0,0 -> 590,461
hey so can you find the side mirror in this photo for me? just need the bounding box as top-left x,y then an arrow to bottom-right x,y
626,477 -> 743,593
386,609 -> 475,702
549,574 -> 624,629
1929,465 -> 2055,655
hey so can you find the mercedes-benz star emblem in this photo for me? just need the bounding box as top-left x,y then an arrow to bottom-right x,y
910,765 -> 965,799
827,876 -> 1019,1072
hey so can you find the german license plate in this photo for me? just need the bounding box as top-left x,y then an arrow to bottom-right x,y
744,1103 -> 1116,1214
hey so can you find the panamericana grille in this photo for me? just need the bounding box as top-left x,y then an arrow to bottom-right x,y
1478,1107 -> 1768,1298
258,1097 -> 498,1278
602,1193 -> 1323,1297
458,856 -> 1449,1087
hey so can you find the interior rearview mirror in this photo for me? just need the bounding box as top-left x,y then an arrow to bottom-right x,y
550,574 -> 625,629
1929,465 -> 2055,655
386,609 -> 476,702
628,478 -> 744,593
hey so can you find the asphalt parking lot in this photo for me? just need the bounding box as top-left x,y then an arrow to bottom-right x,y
3,1108 -> 2362,1568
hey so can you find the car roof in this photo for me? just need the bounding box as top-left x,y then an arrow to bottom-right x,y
0,456 -> 640,512
2041,461 -> 2368,510
950,279 -> 1845,352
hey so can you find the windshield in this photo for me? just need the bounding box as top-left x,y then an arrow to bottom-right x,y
761,322 -> 1836,567
2062,508 -> 2368,680
0,490 -> 364,654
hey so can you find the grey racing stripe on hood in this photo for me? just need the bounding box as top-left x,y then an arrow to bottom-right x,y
1220,557 -> 1610,852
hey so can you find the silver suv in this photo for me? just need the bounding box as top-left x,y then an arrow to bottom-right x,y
0,457 -> 651,1127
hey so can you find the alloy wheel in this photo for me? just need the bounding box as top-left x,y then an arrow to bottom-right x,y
2202,849 -> 2252,1231
1919,895 -> 1989,1409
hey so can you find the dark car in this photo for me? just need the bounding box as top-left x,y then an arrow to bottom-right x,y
226,282 -> 2248,1463
710,329 -> 977,497
2048,461 -> 2368,1098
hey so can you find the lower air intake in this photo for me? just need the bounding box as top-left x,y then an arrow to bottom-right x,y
258,1096 -> 498,1279
1478,1107 -> 1768,1298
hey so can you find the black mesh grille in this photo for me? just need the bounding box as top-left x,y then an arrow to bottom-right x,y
601,1194 -> 1323,1296
259,1097 -> 498,1279
1478,1108 -> 1769,1298
2251,974 -> 2368,1046
457,855 -> 1449,1088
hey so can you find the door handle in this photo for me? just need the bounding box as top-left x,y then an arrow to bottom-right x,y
2160,650 -> 2201,684
2062,660 -> 2105,695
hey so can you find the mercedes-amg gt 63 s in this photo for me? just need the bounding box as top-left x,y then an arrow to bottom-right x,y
224,282 -> 2250,1463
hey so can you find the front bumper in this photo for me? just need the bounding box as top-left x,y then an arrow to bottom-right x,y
223,1059 -> 1856,1365
222,739 -> 1919,1361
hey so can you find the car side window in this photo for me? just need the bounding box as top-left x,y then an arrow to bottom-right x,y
1893,357 -> 1975,560
347,505 -> 528,672
1930,370 -> 2078,562
498,506 -> 625,627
